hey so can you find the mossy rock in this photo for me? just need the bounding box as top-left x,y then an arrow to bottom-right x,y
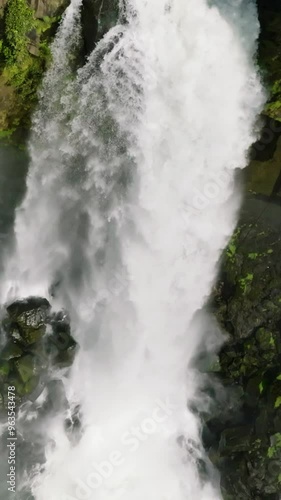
0,341 -> 23,360
6,296 -> 50,344
7,296 -> 50,325
258,3 -> 281,121
22,373 -> 40,396
208,194 -> 281,499
219,426 -> 251,454
0,359 -> 10,377
20,326 -> 46,344
256,328 -> 277,352
14,354 -> 36,382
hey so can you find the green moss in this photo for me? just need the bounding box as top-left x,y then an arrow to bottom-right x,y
238,273 -> 254,294
265,100 -> 281,120
35,16 -> 60,35
227,243 -> 236,260
0,129 -> 13,139
274,397 -> 281,409
15,354 -> 35,382
1,342 -> 23,360
256,328 -> 276,351
269,336 -> 275,347
246,250 -> 273,261
226,228 -> 241,263
267,433 -> 281,458
268,447 -> 275,458
259,381 -> 264,394
248,252 -> 259,260
0,360 -> 10,377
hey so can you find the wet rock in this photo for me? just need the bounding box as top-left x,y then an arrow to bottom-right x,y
81,0 -> 119,57
7,296 -> 50,321
6,296 -> 50,345
257,0 -> 281,121
39,379 -> 69,415
64,403 -> 82,443
29,0 -> 69,18
206,195 -> 281,498
0,296 -> 78,415
47,309 -> 77,367
220,457 -> 252,500
15,354 -> 37,383
219,426 -> 253,455
81,0 -> 99,56
0,360 -> 10,378
1,341 -> 23,360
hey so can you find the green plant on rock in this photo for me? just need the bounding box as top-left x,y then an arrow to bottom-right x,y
226,228 -> 241,263
275,397 -> 281,409
1,40 -> 52,133
35,15 -> 60,35
248,252 -> 259,260
2,0 -> 35,64
267,433 -> 281,458
238,273 -> 254,294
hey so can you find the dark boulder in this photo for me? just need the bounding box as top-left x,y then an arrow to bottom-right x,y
0,296 -> 78,414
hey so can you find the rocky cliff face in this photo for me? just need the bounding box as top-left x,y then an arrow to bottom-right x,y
209,22 -> 281,493
205,197 -> 281,499
202,117 -> 281,498
258,0 -> 281,121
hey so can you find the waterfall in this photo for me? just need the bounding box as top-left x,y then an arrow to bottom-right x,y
1,0 -> 264,498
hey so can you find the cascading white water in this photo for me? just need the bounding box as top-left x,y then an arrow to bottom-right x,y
1,0 -> 265,499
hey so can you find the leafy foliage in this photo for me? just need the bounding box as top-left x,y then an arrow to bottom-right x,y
0,1 -> 58,140
2,0 -> 35,64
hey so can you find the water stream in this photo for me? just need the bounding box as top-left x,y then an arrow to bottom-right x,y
0,1 -> 264,498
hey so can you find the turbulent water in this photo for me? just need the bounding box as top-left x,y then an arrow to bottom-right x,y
1,0 -> 264,499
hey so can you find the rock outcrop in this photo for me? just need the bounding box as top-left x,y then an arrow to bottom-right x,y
258,0 -> 281,121
196,115 -> 281,499
203,193 -> 281,499
0,296 -> 77,415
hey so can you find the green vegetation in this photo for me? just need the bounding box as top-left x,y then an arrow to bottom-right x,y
267,433 -> 281,458
239,273 -> 254,294
1,0 -> 35,64
0,0 -> 60,140
274,397 -> 281,409
248,252 -> 259,260
226,228 -> 241,263
247,250 -> 273,261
